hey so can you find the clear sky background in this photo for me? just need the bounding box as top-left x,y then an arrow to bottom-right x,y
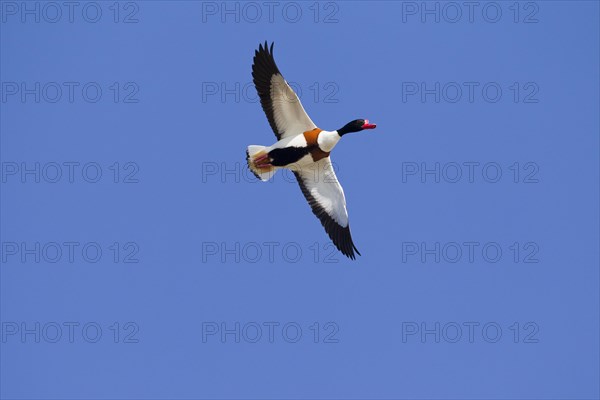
1,1 -> 599,399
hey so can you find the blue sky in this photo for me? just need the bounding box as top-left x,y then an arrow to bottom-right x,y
1,1 -> 599,399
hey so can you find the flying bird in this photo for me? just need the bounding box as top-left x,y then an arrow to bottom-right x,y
246,42 -> 377,260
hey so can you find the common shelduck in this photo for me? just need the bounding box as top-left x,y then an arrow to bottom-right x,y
246,42 -> 377,260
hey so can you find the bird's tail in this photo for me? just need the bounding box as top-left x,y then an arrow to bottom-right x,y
246,145 -> 278,182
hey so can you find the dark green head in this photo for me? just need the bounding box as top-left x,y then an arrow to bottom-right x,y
337,119 -> 377,136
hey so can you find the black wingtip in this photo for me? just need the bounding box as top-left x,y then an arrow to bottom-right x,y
252,40 -> 283,139
344,227 -> 360,260
345,247 -> 360,260
293,172 -> 362,261
257,41 -> 274,54
353,243 -> 361,257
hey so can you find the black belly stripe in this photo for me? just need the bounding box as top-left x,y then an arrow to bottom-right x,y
268,146 -> 310,166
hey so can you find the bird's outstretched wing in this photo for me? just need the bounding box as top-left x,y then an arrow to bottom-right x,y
252,41 -> 317,140
294,158 -> 360,260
